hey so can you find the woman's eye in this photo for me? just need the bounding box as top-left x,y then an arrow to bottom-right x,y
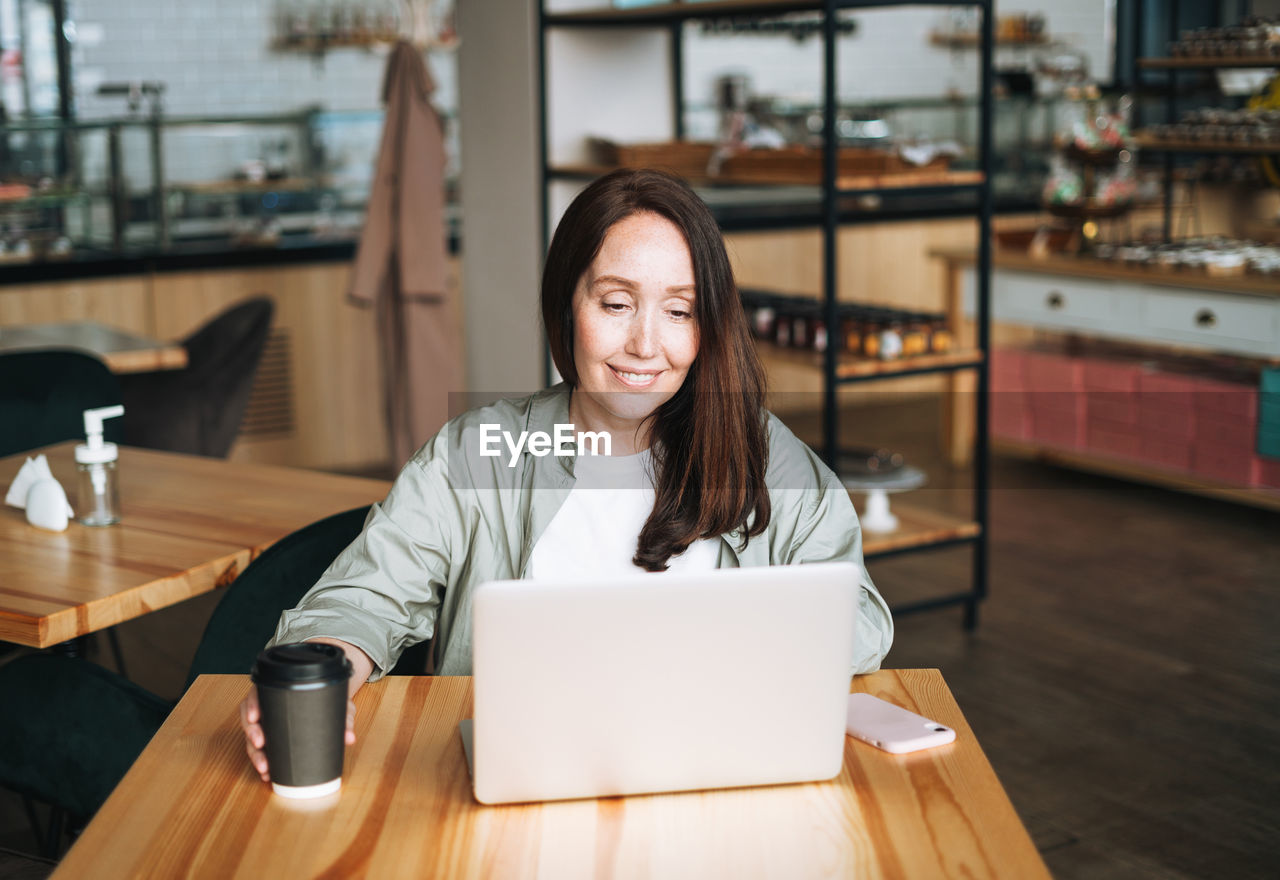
668,309 -> 692,320
602,301 -> 629,313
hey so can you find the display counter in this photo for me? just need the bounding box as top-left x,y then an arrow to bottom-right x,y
933,246 -> 1280,510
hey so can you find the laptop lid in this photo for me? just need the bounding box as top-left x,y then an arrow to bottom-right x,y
468,561 -> 858,805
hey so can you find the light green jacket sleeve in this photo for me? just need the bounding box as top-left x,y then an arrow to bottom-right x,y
761,415 -> 894,675
268,436 -> 460,681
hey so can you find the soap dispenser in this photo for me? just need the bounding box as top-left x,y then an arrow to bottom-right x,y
75,404 -> 125,526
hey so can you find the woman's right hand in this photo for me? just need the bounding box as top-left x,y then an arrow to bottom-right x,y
239,637 -> 375,782
239,686 -> 358,782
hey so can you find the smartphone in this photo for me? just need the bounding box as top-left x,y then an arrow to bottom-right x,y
845,693 -> 956,754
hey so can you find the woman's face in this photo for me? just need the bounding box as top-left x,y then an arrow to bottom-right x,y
570,211 -> 699,439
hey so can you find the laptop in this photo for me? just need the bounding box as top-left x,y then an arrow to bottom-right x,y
460,561 -> 858,805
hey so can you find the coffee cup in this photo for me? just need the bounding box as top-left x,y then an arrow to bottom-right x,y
251,642 -> 352,799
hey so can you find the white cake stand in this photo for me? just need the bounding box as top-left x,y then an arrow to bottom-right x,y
839,465 -> 927,534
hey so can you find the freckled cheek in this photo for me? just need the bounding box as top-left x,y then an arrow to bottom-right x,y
669,326 -> 700,370
573,314 -> 624,369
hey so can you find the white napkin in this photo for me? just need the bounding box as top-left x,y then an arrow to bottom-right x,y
5,454 -> 74,532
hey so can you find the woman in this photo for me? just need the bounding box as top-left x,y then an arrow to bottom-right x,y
241,169 -> 893,780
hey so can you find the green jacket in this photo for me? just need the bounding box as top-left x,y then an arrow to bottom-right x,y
271,386 -> 893,679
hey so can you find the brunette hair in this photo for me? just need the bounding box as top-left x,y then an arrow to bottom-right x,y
541,168 -> 770,570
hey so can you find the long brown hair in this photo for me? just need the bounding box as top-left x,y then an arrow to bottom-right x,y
541,169 -> 770,570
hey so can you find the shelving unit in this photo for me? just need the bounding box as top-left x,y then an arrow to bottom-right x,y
1134,9 -> 1280,240
538,0 -> 993,627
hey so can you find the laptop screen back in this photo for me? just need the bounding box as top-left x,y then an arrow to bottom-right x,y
470,561 -> 858,804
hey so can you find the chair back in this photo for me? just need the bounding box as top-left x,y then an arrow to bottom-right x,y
0,349 -> 122,457
183,505 -> 431,691
120,296 -> 274,457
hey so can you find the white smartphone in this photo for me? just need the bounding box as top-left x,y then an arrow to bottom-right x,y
845,693 -> 956,754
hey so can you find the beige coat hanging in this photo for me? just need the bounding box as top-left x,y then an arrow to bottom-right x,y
350,40 -> 461,466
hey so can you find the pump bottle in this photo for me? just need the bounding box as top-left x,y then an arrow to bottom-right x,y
76,405 -> 125,526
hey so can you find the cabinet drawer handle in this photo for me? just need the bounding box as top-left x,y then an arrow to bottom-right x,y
1045,291 -> 1065,310
1195,308 -> 1217,328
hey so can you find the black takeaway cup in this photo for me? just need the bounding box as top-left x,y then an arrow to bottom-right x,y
251,643 -> 352,798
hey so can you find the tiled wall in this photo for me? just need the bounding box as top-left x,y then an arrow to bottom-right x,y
682,0 -> 1112,110
67,1 -> 458,190
70,1 -> 458,119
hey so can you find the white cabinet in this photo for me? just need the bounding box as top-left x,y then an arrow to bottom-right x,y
964,267 -> 1280,358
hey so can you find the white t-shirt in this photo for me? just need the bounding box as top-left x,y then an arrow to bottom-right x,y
528,448 -> 720,579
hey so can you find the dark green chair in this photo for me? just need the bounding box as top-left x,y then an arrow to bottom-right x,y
0,349 -> 126,670
0,349 -> 122,458
0,504 -> 430,855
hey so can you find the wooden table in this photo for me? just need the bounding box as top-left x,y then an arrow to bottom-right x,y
0,442 -> 390,648
51,670 -> 1050,880
0,321 -> 188,373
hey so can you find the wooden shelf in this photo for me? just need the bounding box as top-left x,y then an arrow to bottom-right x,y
757,342 -> 983,380
850,499 -> 982,557
929,33 -> 1049,49
1138,55 -> 1280,69
171,178 -> 318,195
549,163 -> 981,191
1134,132 -> 1280,154
992,438 -> 1280,513
929,246 -> 1280,301
546,1 -> 828,25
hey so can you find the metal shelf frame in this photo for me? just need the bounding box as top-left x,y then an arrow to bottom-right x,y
538,0 -> 994,629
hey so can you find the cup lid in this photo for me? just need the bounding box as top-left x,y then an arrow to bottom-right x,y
252,642 -> 351,684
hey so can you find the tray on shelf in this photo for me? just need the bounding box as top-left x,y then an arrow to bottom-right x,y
579,140 -> 968,189
586,138 -> 716,180
719,145 -> 951,186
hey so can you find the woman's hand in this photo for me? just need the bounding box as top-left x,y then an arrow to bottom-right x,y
239,637 -> 375,782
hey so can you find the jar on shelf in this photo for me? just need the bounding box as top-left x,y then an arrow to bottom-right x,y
859,307 -> 887,359
772,299 -> 795,347
839,305 -> 864,356
900,312 -> 930,357
929,315 -> 953,353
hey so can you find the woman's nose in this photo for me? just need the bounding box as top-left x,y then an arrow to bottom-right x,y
625,313 -> 658,358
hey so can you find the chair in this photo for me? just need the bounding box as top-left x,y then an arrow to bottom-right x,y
0,504 -> 431,856
0,350 -> 127,672
0,350 -> 123,458
118,297 -> 274,458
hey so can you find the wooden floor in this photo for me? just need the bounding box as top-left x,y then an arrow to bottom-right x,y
2,397 -> 1277,878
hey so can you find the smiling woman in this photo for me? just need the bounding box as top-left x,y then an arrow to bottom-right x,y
243,168 -> 893,784
541,169 -> 770,572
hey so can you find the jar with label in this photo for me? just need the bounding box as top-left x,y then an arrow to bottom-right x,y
839,305 -> 863,356
789,303 -> 813,349
899,312 -> 930,357
773,300 -> 794,347
860,308 -> 884,359
808,305 -> 829,353
929,315 -> 953,352
752,296 -> 777,340
878,313 -> 905,361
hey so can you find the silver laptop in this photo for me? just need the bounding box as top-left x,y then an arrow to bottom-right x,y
460,561 -> 858,805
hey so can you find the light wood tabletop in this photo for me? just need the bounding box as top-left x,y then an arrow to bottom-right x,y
0,442 -> 390,648
52,670 -> 1050,880
0,320 -> 189,373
